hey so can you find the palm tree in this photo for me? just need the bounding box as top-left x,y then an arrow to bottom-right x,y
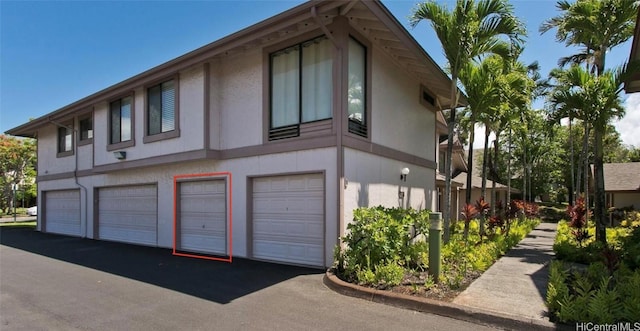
410,0 -> 524,242
540,0 -> 637,242
458,58 -> 501,240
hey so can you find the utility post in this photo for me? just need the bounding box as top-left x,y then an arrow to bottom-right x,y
429,212 -> 442,282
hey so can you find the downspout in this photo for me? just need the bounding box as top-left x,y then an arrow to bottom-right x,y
49,117 -> 89,238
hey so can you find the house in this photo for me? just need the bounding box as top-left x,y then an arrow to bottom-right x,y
600,163 -> 640,210
5,0 -> 460,268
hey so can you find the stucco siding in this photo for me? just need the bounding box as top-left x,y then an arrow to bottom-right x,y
93,66 -> 205,166
219,50 -> 263,149
37,125 -> 76,175
613,192 -> 640,209
370,48 -> 436,161
343,147 -> 435,229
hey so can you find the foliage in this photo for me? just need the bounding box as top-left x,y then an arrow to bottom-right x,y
334,206 -> 431,282
335,206 -> 539,292
0,135 -> 37,215
548,217 -> 640,323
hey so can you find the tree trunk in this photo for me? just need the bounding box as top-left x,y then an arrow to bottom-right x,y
594,128 -> 607,243
480,128 -> 490,239
463,123 -> 475,240
507,127 -> 512,215
569,117 -> 575,204
490,135 -> 500,215
443,76 -> 460,244
582,122 -> 590,222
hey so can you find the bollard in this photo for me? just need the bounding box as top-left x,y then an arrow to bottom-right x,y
428,212 -> 442,282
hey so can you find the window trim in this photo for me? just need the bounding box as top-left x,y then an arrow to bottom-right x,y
107,92 -> 136,152
345,31 -> 372,141
143,74 -> 180,144
263,30 -> 336,143
77,112 -> 94,146
56,121 -> 74,158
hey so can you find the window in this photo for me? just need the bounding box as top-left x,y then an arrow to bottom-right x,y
147,79 -> 175,135
109,96 -> 134,150
57,124 -> 73,157
439,151 -> 446,174
348,37 -> 367,137
79,116 -> 93,144
269,36 -> 332,140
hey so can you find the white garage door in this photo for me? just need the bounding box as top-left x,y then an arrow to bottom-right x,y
45,189 -> 81,236
252,173 -> 324,267
98,185 -> 157,246
178,180 -> 227,255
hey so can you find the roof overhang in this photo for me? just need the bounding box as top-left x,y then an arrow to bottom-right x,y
6,0 -> 463,138
625,9 -> 640,93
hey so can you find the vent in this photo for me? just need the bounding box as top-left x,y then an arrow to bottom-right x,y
269,124 -> 300,140
348,119 -> 367,137
423,91 -> 435,106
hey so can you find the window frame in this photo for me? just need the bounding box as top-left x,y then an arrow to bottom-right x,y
266,34 -> 334,141
143,74 -> 180,143
345,32 -> 371,140
78,113 -> 94,146
419,84 -> 438,112
56,121 -> 74,158
107,92 -> 135,151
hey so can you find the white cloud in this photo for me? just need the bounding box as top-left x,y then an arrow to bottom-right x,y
472,123 -> 495,150
614,93 -> 640,148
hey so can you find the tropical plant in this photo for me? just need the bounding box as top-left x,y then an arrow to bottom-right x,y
410,0 -> 524,242
0,135 -> 37,214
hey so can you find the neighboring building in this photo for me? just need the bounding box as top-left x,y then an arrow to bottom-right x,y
600,163 -> 640,210
6,0 -> 459,268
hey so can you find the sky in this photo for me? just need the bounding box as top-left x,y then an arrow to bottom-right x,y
1,0 -> 638,148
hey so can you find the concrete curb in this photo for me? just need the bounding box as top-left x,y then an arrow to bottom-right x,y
323,270 -> 568,331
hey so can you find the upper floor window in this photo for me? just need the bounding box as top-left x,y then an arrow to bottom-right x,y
57,124 -> 73,157
269,36 -> 332,140
348,37 -> 367,137
148,79 -> 175,135
78,116 -> 93,145
108,95 -> 134,150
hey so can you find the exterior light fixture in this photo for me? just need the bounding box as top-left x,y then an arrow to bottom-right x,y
113,151 -> 126,160
400,167 -> 410,182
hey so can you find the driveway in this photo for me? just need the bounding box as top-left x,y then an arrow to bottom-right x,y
0,226 -> 497,331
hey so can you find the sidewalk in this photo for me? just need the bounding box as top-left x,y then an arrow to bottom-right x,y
453,222 -> 557,324
324,221 -> 561,330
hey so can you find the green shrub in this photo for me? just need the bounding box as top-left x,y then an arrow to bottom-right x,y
334,206 -> 430,282
375,263 -> 405,287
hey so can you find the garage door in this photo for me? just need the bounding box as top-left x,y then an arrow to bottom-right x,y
178,180 -> 227,255
98,185 -> 157,246
45,189 -> 81,236
252,173 -> 324,267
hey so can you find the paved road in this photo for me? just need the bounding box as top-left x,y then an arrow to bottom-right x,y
0,227 -> 498,331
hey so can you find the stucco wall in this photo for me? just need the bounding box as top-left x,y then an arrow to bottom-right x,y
218,49 -> 263,149
613,192 -> 640,209
37,125 -> 76,175
93,66 -> 206,166
343,147 -> 435,229
370,48 -> 436,161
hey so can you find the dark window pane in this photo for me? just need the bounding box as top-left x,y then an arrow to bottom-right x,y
110,100 -> 121,144
80,117 -> 93,140
148,85 -> 162,135
121,97 -> 132,141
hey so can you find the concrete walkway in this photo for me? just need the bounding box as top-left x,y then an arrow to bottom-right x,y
453,222 -> 557,324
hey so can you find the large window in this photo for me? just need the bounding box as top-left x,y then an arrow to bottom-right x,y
147,79 -> 175,135
348,37 -> 367,137
109,96 -> 133,147
57,124 -> 73,157
270,36 -> 332,140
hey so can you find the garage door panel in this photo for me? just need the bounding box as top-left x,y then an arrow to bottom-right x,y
252,173 -> 324,267
98,185 -> 157,246
45,190 -> 81,237
178,180 -> 227,255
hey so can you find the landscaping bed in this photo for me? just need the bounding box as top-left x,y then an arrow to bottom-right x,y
546,202 -> 640,323
332,202 -> 540,301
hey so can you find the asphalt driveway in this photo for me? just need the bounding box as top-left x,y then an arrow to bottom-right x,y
1,226 -> 497,330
